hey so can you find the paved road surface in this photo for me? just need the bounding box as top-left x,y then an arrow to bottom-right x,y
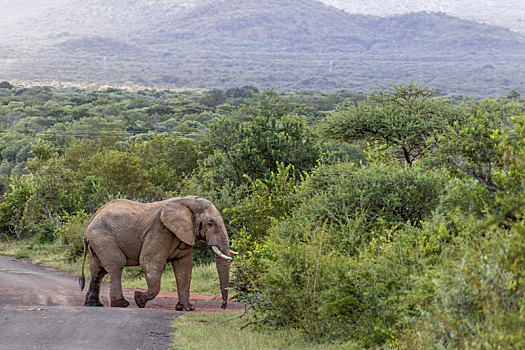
0,255 -> 240,349
0,306 -> 174,350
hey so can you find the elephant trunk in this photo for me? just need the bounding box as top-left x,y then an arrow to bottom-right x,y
215,250 -> 231,309
207,206 -> 232,309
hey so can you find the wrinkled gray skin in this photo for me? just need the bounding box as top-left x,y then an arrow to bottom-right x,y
79,196 -> 231,311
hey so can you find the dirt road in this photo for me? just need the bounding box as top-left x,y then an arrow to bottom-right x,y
0,255 -> 241,349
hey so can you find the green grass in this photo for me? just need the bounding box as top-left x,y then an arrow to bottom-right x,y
0,238 -> 220,295
0,239 -> 81,272
172,311 -> 357,350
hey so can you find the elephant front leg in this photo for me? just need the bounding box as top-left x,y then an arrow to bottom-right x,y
172,253 -> 194,311
134,261 -> 164,308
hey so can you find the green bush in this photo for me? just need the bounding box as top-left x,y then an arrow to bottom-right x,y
0,176 -> 33,239
494,111 -> 525,218
55,211 -> 91,260
260,226 -> 347,337
233,161 -> 448,346
26,221 -> 56,243
437,177 -> 493,218
296,162 -> 446,236
228,163 -> 301,242
402,222 -> 525,349
256,218 -> 442,347
229,163 -> 300,298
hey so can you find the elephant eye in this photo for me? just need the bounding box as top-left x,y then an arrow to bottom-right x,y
207,221 -> 213,227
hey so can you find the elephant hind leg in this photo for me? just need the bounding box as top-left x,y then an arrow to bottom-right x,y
107,264 -> 130,308
84,257 -> 107,307
89,239 -> 130,307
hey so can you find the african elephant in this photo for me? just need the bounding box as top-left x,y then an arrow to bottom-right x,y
79,196 -> 236,311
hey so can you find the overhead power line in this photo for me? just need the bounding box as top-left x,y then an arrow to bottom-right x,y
0,129 -> 203,137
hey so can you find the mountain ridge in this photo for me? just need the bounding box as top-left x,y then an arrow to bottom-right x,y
1,0 -> 524,95
321,0 -> 525,34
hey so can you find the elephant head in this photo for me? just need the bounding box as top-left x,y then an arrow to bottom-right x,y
160,196 -> 236,308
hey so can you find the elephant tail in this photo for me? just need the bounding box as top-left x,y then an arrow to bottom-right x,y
79,238 -> 88,291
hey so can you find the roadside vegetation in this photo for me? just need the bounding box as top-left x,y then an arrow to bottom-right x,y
0,81 -> 523,348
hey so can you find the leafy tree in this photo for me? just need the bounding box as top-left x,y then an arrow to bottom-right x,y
199,89 -> 226,108
21,158 -> 82,240
324,83 -> 456,166
83,150 -> 152,200
0,177 -> 33,239
0,81 -> 13,89
430,99 -> 519,193
26,139 -> 59,173
130,134 -> 200,192
198,92 -> 319,190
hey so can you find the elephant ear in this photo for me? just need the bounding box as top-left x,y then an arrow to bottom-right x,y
160,200 -> 196,246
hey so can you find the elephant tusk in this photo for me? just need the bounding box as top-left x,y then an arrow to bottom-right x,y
212,246 -> 232,260
229,249 -> 239,255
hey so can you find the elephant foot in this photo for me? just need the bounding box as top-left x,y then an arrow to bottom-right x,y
84,299 -> 104,307
111,297 -> 130,307
134,291 -> 149,308
176,301 -> 195,311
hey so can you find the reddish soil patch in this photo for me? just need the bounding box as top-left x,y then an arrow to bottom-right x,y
120,288 -> 245,312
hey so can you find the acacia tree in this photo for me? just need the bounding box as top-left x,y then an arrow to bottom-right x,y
430,99 -> 520,193
324,83 -> 456,166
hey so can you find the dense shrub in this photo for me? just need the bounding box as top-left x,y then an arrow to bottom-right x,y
437,177 -> 493,218
230,162 -> 449,346
256,216 -> 444,347
229,163 -> 300,297
402,221 -> 525,349
296,162 -> 446,233
0,177 -> 33,239
56,211 -> 91,260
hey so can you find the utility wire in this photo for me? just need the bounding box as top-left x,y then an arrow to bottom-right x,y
0,129 -> 203,137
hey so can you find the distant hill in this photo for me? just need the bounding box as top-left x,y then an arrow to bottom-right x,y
1,0 -> 524,95
322,0 -> 525,34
